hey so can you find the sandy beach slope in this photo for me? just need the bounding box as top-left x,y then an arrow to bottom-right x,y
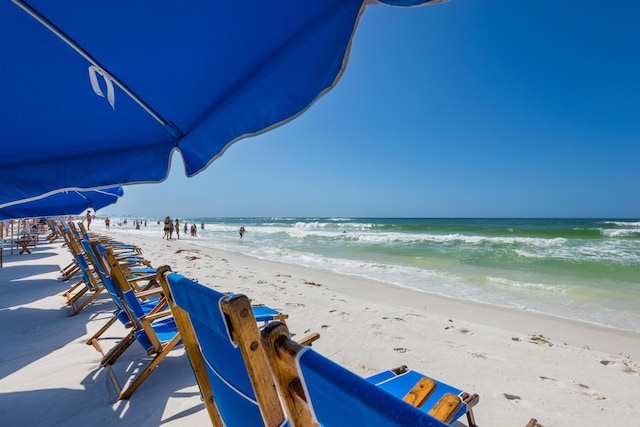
1,230 -> 638,426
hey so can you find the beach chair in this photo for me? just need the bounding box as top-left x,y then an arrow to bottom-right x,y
261,320 -> 479,427
158,268 -> 315,427
45,218 -> 61,242
56,222 -> 81,281
59,223 -> 142,313
60,232 -> 106,315
94,242 -> 158,293
81,240 -> 167,364
99,249 -> 180,400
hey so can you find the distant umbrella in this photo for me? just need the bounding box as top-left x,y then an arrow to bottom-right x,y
0,187 -> 123,220
0,0 -> 444,207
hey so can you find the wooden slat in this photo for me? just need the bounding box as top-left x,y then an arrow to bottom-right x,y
261,321 -> 319,427
157,267 -> 224,427
427,393 -> 462,424
402,377 -> 436,408
226,295 -> 287,427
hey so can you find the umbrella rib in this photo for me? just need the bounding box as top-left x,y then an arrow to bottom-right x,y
12,0 -> 179,138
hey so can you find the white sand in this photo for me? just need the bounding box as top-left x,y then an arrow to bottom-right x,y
1,229 -> 638,426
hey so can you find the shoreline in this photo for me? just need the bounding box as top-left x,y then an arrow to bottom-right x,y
107,228 -> 640,360
101,218 -> 640,338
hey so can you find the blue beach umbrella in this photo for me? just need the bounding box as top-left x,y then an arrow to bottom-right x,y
0,187 -> 123,220
0,0 -> 444,208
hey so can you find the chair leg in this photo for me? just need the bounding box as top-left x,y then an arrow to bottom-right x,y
64,280 -> 87,305
61,262 -> 79,281
101,332 -> 136,366
70,288 -> 104,316
463,393 -> 479,427
117,334 -> 182,400
86,315 -> 118,346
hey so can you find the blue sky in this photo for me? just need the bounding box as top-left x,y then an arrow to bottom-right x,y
103,0 -> 640,219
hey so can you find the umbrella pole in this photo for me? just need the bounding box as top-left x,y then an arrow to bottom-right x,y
1,221 -> 3,268
12,220 -> 17,255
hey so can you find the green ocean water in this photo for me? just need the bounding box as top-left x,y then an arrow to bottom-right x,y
112,217 -> 640,332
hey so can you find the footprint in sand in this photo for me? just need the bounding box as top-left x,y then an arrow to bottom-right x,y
528,334 -> 553,347
539,376 -> 608,400
382,316 -> 406,322
329,310 -> 350,319
304,281 -> 321,287
285,302 -> 305,308
602,356 -> 640,375
393,347 -> 409,353
406,313 -> 427,319
622,357 -> 640,375
444,325 -> 475,336
469,351 -> 487,359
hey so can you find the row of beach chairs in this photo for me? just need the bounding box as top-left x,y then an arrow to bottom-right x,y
52,219 -> 542,426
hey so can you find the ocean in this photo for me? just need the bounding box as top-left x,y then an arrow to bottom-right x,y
109,217 -> 640,333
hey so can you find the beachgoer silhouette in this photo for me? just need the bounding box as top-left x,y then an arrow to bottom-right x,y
163,216 -> 171,239
239,226 -> 245,238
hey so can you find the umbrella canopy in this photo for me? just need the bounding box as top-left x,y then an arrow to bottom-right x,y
0,187 -> 123,220
0,0 -> 442,208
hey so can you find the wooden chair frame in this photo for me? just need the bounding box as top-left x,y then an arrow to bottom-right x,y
82,240 -> 166,363
261,320 -> 478,427
158,267 -> 318,427
101,252 -> 178,400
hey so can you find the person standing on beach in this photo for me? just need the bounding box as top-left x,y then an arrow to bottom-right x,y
174,219 -> 180,239
105,217 -> 110,229
86,210 -> 92,230
183,223 -> 187,234
201,222 -> 204,230
239,226 -> 245,238
163,216 -> 171,239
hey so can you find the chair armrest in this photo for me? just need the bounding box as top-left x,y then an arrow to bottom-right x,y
297,332 -> 320,347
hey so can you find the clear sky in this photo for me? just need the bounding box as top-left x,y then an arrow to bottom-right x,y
102,0 -> 640,219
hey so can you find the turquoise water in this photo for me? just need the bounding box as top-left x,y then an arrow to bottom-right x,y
110,217 -> 640,332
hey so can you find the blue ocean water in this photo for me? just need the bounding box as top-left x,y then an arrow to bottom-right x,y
111,217 -> 640,333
